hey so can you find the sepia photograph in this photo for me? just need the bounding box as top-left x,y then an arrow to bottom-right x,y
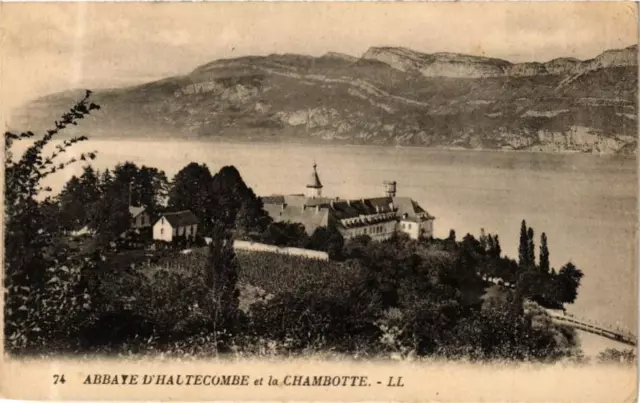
0,1 -> 638,401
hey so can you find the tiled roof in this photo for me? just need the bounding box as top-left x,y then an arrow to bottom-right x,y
160,210 -> 199,227
261,194 -> 335,207
393,197 -> 435,222
129,206 -> 145,218
329,197 -> 395,220
262,193 -> 434,232
261,195 -> 285,205
263,204 -> 329,235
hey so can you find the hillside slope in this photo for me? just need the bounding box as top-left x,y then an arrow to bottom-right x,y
10,45 -> 638,154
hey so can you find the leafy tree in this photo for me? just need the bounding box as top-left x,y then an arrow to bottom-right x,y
555,262 -> 584,304
99,169 -> 113,194
307,225 -> 345,259
342,234 -> 374,260
58,176 -> 86,230
261,222 -> 309,247
4,91 -> 100,352
168,163 -> 215,234
211,165 -> 271,234
88,180 -> 131,246
539,232 -> 550,273
79,166 -> 101,203
136,166 -> 169,217
58,166 -> 101,231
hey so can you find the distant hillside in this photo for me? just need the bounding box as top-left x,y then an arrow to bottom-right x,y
10,45 -> 638,154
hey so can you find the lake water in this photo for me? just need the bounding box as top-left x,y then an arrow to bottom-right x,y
28,139 -> 638,344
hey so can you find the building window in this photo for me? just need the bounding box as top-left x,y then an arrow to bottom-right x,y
402,223 -> 405,229
160,228 -> 164,235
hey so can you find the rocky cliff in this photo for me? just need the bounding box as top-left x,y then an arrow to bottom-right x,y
10,45 -> 638,155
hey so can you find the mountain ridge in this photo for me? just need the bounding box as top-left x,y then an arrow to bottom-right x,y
10,44 -> 638,155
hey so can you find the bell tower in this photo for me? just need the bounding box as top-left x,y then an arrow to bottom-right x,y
384,180 -> 397,197
306,162 -> 323,198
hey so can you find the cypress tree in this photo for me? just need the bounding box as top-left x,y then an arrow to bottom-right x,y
493,234 -> 502,258
527,227 -> 536,269
206,222 -> 240,333
540,232 -> 550,273
518,220 -> 528,267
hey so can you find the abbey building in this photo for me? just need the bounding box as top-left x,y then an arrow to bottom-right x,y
262,163 -> 435,241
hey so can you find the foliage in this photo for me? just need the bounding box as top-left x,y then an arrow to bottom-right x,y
168,162 -> 215,234
206,223 -> 240,337
597,348 -> 637,364
167,163 -> 270,237
539,232 -> 550,273
306,225 -> 345,259
58,166 -> 101,231
260,221 -> 309,247
211,165 -> 272,235
554,262 -> 584,304
4,91 -> 100,353
248,267 -> 383,353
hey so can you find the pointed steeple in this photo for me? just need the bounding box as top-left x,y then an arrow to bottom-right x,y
306,162 -> 323,198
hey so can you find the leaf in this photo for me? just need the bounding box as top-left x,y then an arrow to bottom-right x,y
47,276 -> 60,284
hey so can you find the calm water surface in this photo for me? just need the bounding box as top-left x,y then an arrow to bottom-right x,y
37,140 -> 638,340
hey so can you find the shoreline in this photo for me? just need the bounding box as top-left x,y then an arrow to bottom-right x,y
47,134 -> 638,159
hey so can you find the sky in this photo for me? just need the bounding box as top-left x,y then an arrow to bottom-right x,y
0,2 -> 637,118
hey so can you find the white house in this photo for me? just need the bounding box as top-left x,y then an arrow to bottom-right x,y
152,210 -> 199,243
130,206 -> 152,229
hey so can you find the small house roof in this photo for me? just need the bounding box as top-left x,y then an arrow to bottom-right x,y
129,206 -> 146,218
159,210 -> 199,227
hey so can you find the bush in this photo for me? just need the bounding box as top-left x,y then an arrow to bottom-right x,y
598,348 -> 637,364
5,261 -> 95,354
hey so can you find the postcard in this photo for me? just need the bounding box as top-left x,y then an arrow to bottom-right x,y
0,2 -> 637,402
